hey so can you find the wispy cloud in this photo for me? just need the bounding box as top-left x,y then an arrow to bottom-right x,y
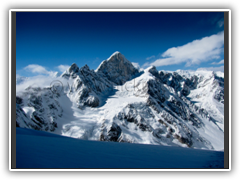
57,65 -> 70,72
24,64 -> 58,77
143,31 -> 224,68
16,75 -> 70,94
208,13 -> 224,28
146,55 -> 155,60
24,64 -> 50,74
213,13 -> 224,28
211,59 -> 224,65
18,64 -> 71,93
142,62 -> 150,68
197,66 -> 224,72
217,19 -> 224,28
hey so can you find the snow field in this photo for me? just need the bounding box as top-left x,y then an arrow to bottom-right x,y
16,127 -> 224,169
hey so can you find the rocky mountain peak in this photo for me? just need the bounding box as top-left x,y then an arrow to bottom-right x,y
96,51 -> 139,85
61,63 -> 80,79
69,63 -> 79,73
107,51 -> 126,62
146,66 -> 160,78
80,64 -> 90,72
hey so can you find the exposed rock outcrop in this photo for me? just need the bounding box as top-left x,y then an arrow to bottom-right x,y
96,51 -> 139,85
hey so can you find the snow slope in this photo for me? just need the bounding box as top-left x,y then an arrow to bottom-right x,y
16,127 -> 224,169
175,69 -> 224,131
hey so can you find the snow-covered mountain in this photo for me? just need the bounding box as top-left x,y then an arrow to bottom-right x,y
16,52 -> 224,151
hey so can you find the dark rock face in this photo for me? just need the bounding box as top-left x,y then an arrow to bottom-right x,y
16,96 -> 23,105
117,104 -> 154,129
16,86 -> 63,132
148,66 -> 160,79
61,63 -> 79,79
158,71 -> 183,92
174,134 -> 193,147
83,96 -> 100,107
16,103 -> 30,128
212,75 -> 224,104
214,89 -> 224,104
61,63 -> 114,108
108,123 -> 122,141
181,83 -> 190,96
147,79 -> 167,104
137,123 -> 152,132
100,122 -> 122,142
96,52 -> 139,85
185,75 -> 199,89
152,128 -> 164,138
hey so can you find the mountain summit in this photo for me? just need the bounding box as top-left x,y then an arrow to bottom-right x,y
96,51 -> 139,85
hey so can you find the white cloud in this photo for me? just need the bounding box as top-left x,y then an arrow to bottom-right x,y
24,64 -> 49,74
197,66 -> 224,72
16,75 -> 70,95
148,31 -> 224,68
211,59 -> 224,65
148,57 -> 177,67
17,65 -> 71,94
24,64 -> 58,77
146,55 -> 155,60
142,62 -> 150,68
57,65 -> 70,72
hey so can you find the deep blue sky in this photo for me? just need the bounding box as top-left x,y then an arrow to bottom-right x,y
16,11 -> 224,76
